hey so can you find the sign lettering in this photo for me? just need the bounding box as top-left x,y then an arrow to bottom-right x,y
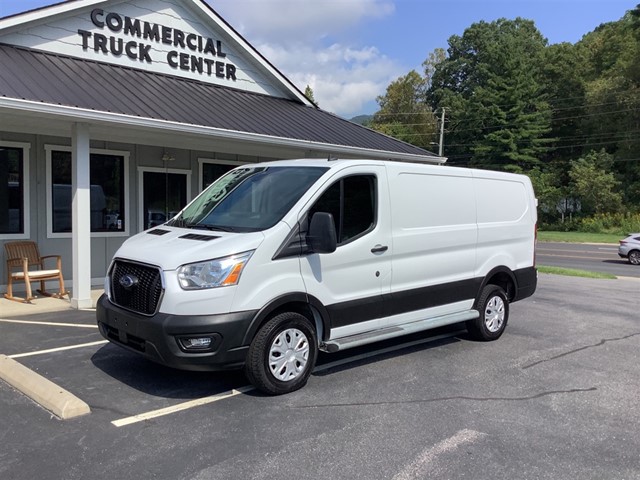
78,9 -> 237,81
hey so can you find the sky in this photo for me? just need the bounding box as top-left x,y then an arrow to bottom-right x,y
0,0 -> 637,118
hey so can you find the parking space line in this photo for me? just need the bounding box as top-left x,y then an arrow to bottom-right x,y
111,330 -> 463,428
392,429 -> 486,480
8,340 -> 108,359
111,386 -> 255,427
0,319 -> 99,328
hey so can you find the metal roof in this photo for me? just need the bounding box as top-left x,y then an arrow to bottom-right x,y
0,43 -> 437,159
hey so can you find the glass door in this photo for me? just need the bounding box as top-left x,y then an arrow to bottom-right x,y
139,168 -> 190,231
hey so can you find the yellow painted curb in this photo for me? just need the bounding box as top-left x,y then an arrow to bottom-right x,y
0,354 -> 90,419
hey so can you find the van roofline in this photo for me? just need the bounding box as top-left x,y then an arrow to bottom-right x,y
233,158 -> 529,179
236,158 -> 446,169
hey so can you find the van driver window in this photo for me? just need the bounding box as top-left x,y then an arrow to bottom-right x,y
309,175 -> 376,244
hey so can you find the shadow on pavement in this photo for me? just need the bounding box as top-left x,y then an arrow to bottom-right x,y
90,343 -> 248,400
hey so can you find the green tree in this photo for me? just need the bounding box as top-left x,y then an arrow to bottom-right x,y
427,18 -> 552,169
527,167 -> 565,223
569,150 -> 623,215
539,42 -> 589,162
578,7 -> 640,206
371,70 -> 438,150
304,84 -> 317,105
422,48 -> 447,89
371,5 -> 640,217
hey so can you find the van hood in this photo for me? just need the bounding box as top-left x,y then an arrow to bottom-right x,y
114,227 -> 266,270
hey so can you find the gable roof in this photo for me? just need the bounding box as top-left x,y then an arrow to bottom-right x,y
0,43 -> 437,160
0,0 -> 311,104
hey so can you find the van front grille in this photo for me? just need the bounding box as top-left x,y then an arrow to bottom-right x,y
110,259 -> 163,315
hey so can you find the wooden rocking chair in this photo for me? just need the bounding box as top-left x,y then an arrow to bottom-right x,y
4,241 -> 69,303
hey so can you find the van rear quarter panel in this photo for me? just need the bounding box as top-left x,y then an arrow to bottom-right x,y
388,165 -> 478,297
472,172 -> 536,276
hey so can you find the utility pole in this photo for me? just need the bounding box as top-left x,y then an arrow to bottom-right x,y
438,107 -> 446,157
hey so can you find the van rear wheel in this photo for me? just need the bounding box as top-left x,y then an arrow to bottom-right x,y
245,312 -> 318,395
467,285 -> 509,341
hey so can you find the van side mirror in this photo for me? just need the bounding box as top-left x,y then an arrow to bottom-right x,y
307,212 -> 337,254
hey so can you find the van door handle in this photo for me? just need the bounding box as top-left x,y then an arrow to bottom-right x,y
371,244 -> 388,253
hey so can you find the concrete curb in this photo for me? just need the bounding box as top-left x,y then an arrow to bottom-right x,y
617,276 -> 640,282
0,354 -> 90,420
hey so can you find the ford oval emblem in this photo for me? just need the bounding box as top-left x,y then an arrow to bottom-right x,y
119,274 -> 138,289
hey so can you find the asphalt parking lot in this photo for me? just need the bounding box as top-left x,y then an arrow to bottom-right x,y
1,274 -> 639,480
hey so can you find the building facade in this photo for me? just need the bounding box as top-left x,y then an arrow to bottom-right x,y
0,0 -> 440,307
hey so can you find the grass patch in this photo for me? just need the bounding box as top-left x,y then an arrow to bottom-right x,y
537,265 -> 617,279
538,231 -> 621,244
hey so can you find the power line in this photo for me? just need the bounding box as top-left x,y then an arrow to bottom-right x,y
444,156 -> 640,168
444,131 -> 640,148
375,105 -> 639,137
371,86 -> 640,119
446,107 -> 639,135
371,99 -> 640,132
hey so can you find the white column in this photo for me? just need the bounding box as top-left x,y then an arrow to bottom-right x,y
71,123 -> 93,309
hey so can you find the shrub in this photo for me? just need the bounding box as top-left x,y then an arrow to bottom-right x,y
575,213 -> 640,235
539,212 -> 640,234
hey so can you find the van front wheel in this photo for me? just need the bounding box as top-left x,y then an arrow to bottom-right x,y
245,312 -> 318,395
467,285 -> 509,341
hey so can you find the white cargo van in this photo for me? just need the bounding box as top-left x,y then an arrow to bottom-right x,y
97,159 -> 537,394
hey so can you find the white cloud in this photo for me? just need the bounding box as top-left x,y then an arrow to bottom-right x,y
257,41 -> 403,117
209,0 -> 395,43
208,0 -> 402,118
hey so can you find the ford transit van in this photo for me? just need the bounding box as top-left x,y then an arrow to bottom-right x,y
97,159 -> 537,394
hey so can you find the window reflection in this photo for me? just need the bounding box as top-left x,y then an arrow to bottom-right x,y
202,163 -> 235,190
143,171 -> 187,230
51,151 -> 125,233
0,146 -> 24,235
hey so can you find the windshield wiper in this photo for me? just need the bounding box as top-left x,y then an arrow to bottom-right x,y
189,224 -> 237,232
167,217 -> 186,228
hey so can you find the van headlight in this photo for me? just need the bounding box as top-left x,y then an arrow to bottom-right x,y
177,251 -> 254,290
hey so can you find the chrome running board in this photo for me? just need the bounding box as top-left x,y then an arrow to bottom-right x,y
320,310 -> 478,353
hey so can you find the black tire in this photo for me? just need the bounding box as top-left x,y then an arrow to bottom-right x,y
629,250 -> 640,265
244,312 -> 318,395
466,285 -> 509,341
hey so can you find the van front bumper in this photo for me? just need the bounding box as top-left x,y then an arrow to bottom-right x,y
96,294 -> 257,371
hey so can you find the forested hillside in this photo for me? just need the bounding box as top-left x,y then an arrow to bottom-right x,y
371,5 -> 640,231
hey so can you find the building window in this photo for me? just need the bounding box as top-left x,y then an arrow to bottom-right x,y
47,147 -> 128,236
199,158 -> 242,192
0,143 -> 29,238
203,163 -> 235,189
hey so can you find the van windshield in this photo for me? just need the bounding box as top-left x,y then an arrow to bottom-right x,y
168,166 -> 328,232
